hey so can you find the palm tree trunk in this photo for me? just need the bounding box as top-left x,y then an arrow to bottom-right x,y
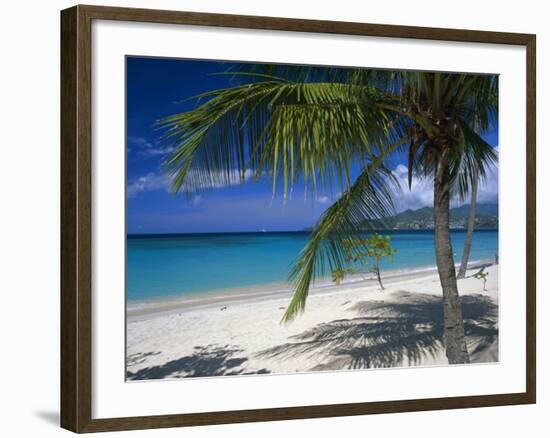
457,173 -> 478,279
434,149 -> 470,364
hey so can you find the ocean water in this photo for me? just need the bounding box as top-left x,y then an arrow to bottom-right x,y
126,230 -> 498,302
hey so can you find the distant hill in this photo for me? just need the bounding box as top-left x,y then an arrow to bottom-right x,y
363,203 -> 498,230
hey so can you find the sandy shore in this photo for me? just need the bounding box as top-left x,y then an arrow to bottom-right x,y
126,263 -> 499,380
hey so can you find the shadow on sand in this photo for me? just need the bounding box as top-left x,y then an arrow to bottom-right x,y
127,344 -> 270,380
258,291 -> 498,370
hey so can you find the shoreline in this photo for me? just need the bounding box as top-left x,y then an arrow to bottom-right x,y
127,259 -> 495,321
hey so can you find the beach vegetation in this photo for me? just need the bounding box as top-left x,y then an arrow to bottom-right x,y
331,268 -> 345,285
331,234 -> 396,289
363,234 -> 396,289
474,270 -> 489,291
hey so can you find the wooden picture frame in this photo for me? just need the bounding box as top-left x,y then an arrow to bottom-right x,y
61,4 -> 536,433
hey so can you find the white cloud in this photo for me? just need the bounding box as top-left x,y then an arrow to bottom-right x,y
139,146 -> 175,156
317,195 -> 330,204
127,136 -> 174,157
126,172 -> 170,198
390,157 -> 499,213
391,164 -> 434,211
127,169 -> 254,199
476,161 -> 499,205
128,136 -> 151,148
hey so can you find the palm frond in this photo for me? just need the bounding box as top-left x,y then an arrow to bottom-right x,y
282,137 -> 408,322
158,80 -> 402,196
450,119 -> 498,201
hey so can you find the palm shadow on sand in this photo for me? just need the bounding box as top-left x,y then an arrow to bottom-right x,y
126,344 -> 270,380
258,291 -> 498,371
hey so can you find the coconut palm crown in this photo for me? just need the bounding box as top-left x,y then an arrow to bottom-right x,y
157,66 -> 497,364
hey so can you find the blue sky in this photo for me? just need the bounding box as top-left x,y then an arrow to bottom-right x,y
126,57 -> 499,234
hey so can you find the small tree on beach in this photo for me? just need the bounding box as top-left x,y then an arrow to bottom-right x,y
331,234 -> 396,290
474,271 -> 489,291
331,268 -> 345,285
364,234 -> 397,290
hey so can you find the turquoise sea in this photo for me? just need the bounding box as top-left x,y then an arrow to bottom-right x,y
126,230 -> 498,302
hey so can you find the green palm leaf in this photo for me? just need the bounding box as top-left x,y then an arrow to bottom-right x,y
158,79 -> 404,197
450,119 -> 498,200
282,137 -> 407,322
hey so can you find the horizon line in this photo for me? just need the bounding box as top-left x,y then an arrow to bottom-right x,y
127,228 -> 499,237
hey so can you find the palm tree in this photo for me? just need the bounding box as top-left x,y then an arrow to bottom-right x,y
455,97 -> 499,279
158,66 -> 497,364
457,171 -> 478,279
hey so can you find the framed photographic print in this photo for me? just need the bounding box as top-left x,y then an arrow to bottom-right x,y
60,4 -> 536,433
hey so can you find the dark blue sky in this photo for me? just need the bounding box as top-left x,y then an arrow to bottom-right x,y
126,57 -> 498,234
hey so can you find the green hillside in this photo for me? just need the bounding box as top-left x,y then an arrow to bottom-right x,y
363,203 -> 498,230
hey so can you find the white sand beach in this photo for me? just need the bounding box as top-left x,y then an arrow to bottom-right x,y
126,263 -> 499,380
